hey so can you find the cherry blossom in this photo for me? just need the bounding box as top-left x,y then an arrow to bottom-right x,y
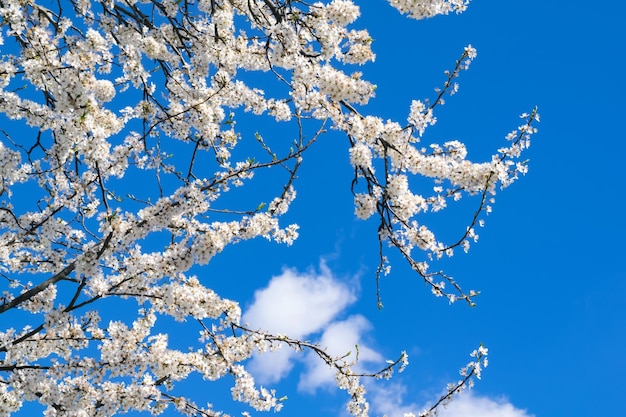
0,0 -> 538,416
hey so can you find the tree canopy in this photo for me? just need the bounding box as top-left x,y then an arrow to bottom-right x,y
0,0 -> 538,416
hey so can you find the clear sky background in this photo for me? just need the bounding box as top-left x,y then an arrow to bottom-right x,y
197,1 -> 626,417
4,1 -> 625,417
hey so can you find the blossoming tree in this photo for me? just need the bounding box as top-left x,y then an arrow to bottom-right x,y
0,0 -> 538,415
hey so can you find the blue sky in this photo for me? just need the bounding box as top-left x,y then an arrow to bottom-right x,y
202,1 -> 626,416
3,1 -> 625,416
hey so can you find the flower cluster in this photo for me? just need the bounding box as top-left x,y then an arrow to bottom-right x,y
341,44 -> 538,306
388,0 -> 470,20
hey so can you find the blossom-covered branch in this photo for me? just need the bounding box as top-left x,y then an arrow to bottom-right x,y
0,0 -> 536,415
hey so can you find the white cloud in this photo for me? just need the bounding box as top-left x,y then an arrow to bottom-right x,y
438,393 -> 534,417
242,263 -> 359,384
368,383 -> 534,417
243,263 -> 355,337
368,382 -> 418,417
298,315 -> 383,393
245,347 -> 296,384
